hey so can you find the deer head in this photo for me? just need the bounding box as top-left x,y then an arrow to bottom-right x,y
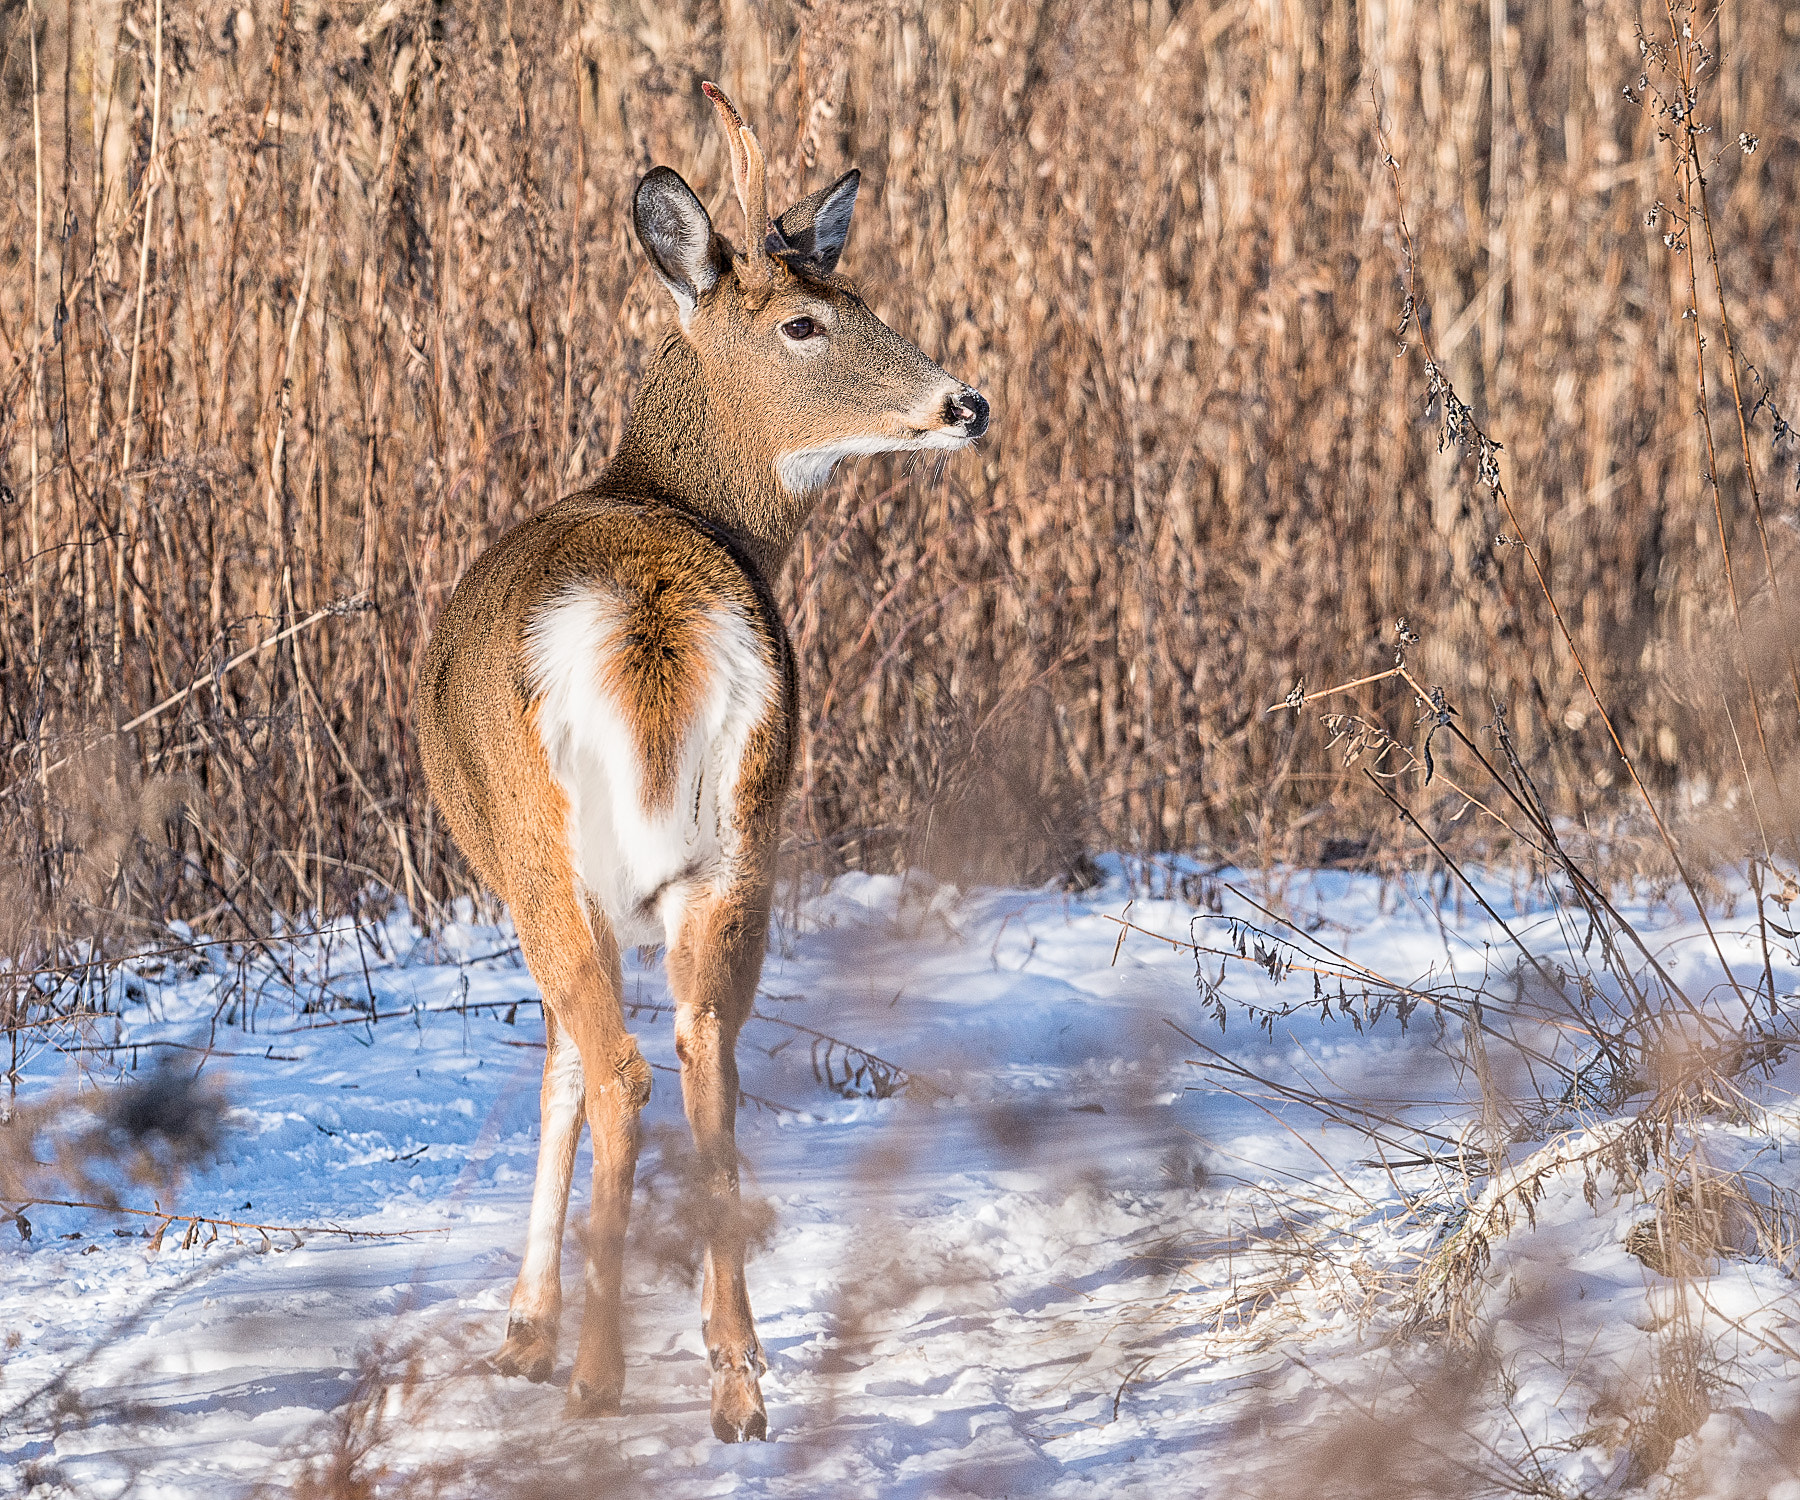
622,83 -> 988,541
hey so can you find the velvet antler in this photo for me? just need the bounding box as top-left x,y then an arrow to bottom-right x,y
701,81 -> 775,290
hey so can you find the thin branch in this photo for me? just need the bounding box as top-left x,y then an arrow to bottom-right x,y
1371,89 -> 1756,1021
8,1197 -> 447,1242
0,596 -> 370,801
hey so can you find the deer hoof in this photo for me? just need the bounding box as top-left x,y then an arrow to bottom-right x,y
492,1320 -> 556,1384
710,1365 -> 768,1443
564,1377 -> 623,1418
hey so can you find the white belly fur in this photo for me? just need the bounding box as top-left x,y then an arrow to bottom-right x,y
525,587 -> 778,948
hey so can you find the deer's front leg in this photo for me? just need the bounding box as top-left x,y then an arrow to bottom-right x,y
668,888 -> 769,1443
495,1012 -> 584,1382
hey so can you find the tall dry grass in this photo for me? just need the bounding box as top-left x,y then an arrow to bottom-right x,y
2,0 -> 1798,967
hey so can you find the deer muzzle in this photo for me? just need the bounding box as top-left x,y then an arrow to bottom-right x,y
945,387 -> 990,439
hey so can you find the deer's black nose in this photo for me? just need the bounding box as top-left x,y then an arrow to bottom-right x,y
947,388 -> 990,439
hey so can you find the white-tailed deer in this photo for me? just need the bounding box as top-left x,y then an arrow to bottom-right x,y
416,83 -> 988,1442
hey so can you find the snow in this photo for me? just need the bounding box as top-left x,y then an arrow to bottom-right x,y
2,861 -> 1797,1497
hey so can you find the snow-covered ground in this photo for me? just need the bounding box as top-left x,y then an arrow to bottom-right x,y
3,861 -> 1797,1498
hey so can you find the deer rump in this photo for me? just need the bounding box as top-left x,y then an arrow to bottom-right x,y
525,569 -> 781,949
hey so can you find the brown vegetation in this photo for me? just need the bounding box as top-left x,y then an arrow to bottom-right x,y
2,0 -> 1797,966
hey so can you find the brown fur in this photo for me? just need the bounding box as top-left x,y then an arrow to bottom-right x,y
597,572 -> 714,816
415,84 -> 984,1442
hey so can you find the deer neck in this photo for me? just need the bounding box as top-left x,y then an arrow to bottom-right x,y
599,337 -> 810,583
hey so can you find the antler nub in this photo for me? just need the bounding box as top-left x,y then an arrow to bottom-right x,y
701,81 -> 774,289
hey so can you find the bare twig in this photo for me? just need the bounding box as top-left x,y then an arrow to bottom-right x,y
8,1197 -> 447,1243
0,596 -> 369,801
1371,91 -> 1757,1021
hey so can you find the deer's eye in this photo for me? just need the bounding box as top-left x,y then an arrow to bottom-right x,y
780,316 -> 819,341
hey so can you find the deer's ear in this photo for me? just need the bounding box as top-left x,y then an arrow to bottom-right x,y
634,167 -> 719,322
772,169 -> 860,276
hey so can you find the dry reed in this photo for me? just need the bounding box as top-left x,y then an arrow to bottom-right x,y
2,0 -> 1797,971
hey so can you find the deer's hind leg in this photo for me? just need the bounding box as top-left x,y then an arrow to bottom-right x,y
560,914 -> 651,1414
667,877 -> 774,1442
492,754 -> 650,1413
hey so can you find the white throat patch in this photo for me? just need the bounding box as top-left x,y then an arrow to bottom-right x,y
776,428 -> 970,494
